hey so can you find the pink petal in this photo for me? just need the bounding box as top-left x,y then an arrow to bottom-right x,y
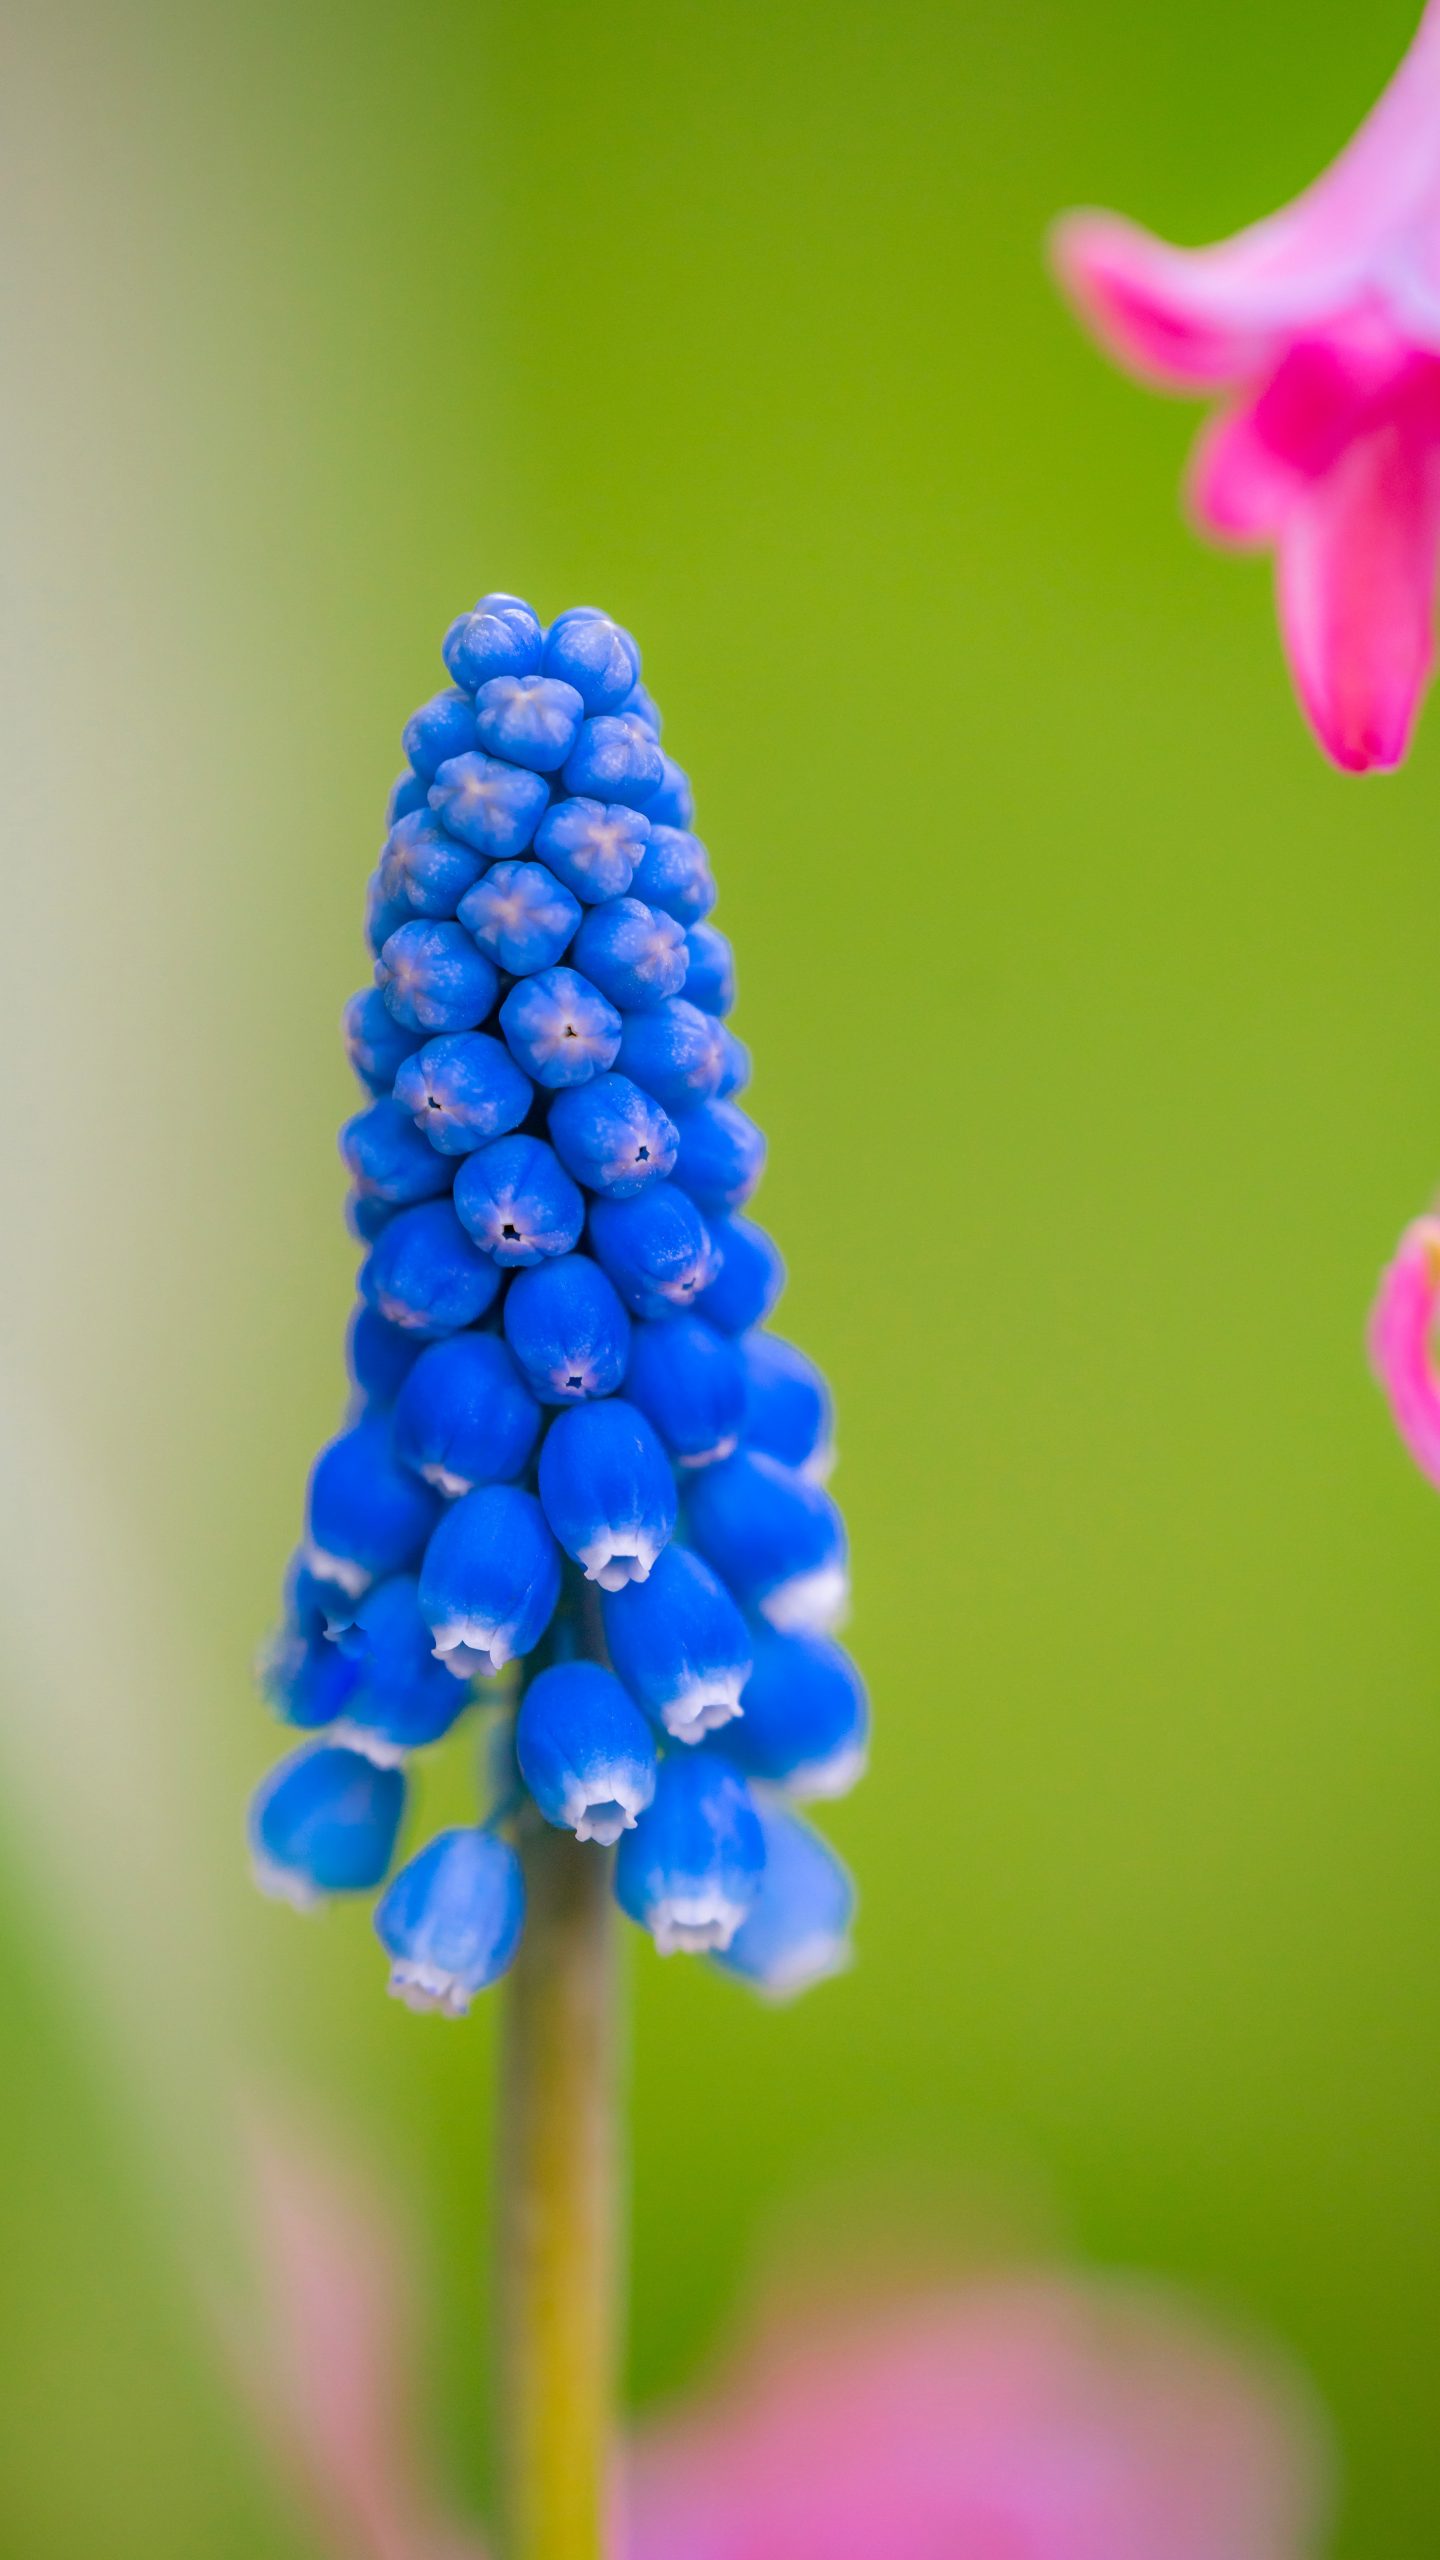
1051,212 -> 1271,391
1276,403 -> 1440,769
1369,1216 -> 1440,1484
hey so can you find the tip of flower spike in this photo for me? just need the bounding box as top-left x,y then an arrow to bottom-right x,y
661,1677 -> 745,1745
651,1893 -> 749,1955
759,1564 -> 850,1636
386,1959 -> 475,2017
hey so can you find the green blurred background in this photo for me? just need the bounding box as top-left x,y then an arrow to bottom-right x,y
4,0 -> 1439,2551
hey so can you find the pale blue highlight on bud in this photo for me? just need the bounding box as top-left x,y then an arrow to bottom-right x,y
613,998 -> 723,1112
713,1802 -> 853,1997
630,827 -> 716,926
672,1099 -> 765,1214
542,612 -> 640,715
377,810 -> 485,921
473,673 -> 585,773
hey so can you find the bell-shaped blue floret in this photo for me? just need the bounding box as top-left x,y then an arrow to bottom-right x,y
602,1543 -> 750,1743
388,770 -> 431,825
503,1255 -> 630,1404
261,1554 -> 364,1730
548,1074 -> 678,1200
331,1573 -> 471,1760
646,753 -> 694,830
458,860 -> 581,976
344,985 -> 423,1097
516,1661 -> 657,1844
571,898 -> 688,1012
693,1210 -> 785,1334
360,1199 -> 502,1336
615,1752 -> 763,1954
418,1483 -> 561,1678
473,674 -> 585,774
533,797 -> 649,904
714,1026 -> 751,1099
686,1450 -> 847,1633
499,966 -> 622,1089
740,1332 -> 834,1477
624,1313 -> 744,1468
681,921 -> 735,1016
392,1332 -> 541,1496
346,1304 -> 423,1410
673,1100 -> 765,1215
377,920 -> 499,1036
712,1802 -> 854,1997
375,1826 -> 525,2013
541,612 -> 640,715
429,750 -> 550,858
305,1415 -> 440,1596
378,810 -> 485,921
614,998 -> 723,1113
721,1629 -> 868,1797
561,713 -> 664,810
630,827 -> 715,926
250,1742 -> 407,1908
402,686 -> 479,782
442,592 -> 543,690
340,1097 -> 455,1205
537,1397 -> 676,1591
394,1032 -> 533,1157
453,1136 -> 586,1268
588,1184 -> 715,1318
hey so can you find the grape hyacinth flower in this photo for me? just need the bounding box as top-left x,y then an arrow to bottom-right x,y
1053,4 -> 1440,772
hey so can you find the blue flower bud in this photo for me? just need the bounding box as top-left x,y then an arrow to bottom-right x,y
720,1629 -> 868,1797
305,1415 -> 440,1596
250,1742 -> 407,1907
331,1573 -> 472,1759
614,997 -> 724,1112
570,897 -> 688,1012
686,1450 -> 847,1633
516,1661 -> 657,1844
615,1751 -> 763,1953
365,866 -> 413,956
541,613 -> 640,715
714,1025 -> 751,1099
442,592 -> 543,690
473,674 -> 585,774
375,1826 -> 525,2013
623,1312 -> 745,1467
393,1032 -> 533,1156
548,1074 -> 679,1200
537,1396 -> 676,1590
429,751 -> 549,858
682,920 -> 735,1016
503,1254 -> 631,1404
347,1304 -> 424,1409
712,1802 -> 853,1997
618,678 -> 661,737
378,920 -> 499,1035
360,1198 -> 503,1336
673,1099 -> 765,1214
601,1543 -> 750,1742
403,686 -> 479,782
588,1184 -> 715,1318
740,1332 -> 834,1476
694,1210 -> 785,1333
344,986 -> 422,1097
533,797 -> 650,904
645,753 -> 694,830
499,966 -> 622,1088
452,1135 -> 585,1267
561,713 -> 664,810
419,1483 -> 561,1676
339,1096 -> 456,1205
387,770 -> 431,825
630,827 -> 716,926
458,860 -> 581,975
377,810 -> 485,921
392,1331 -> 540,1495
260,1555 -> 363,1729
346,1188 -> 400,1244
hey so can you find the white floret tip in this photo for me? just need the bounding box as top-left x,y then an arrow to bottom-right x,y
660,1675 -> 745,1744
387,1960 -> 474,2017
759,1564 -> 849,1635
651,1892 -> 749,1955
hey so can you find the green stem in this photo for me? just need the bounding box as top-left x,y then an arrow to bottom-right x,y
496,1810 -> 620,2560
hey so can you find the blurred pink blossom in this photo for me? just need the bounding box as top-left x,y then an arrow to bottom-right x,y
252,2138 -> 1325,2560
1053,6 -> 1440,772
1369,1213 -> 1440,1483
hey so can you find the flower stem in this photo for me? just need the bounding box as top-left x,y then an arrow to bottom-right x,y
497,1808 -> 620,2560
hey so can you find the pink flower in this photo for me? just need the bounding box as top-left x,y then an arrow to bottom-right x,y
1369,1214 -> 1440,1482
1053,6 -> 1440,772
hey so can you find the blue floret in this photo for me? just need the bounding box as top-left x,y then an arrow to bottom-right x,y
516,1662 -> 657,1844
541,612 -> 641,716
402,687 -> 479,782
548,1074 -> 679,1199
571,897 -> 688,1012
681,920 -> 735,1016
499,966 -> 622,1088
537,1396 -> 676,1590
561,713 -> 664,810
429,751 -> 550,858
340,1096 -> 456,1205
360,1198 -> 503,1336
614,1752 -> 763,1954
394,1032 -> 533,1156
392,1332 -> 541,1495
534,798 -> 650,904
250,1742 -> 407,1906
459,861 -> 581,976
378,920 -> 499,1035
375,1827 -> 526,2012
587,1183 -> 715,1317
442,592 -> 544,691
630,827 -> 716,925
344,986 -> 423,1096
502,1254 -> 631,1404
711,1802 -> 853,1996
473,674 -> 585,773
453,1135 -> 586,1267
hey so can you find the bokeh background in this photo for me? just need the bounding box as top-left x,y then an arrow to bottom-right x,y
4,1 -> 1439,2552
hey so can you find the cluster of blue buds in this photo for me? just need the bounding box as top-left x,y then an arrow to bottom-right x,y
251,597 -> 865,2014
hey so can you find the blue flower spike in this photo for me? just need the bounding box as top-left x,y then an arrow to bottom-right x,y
256,592 -> 857,2010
